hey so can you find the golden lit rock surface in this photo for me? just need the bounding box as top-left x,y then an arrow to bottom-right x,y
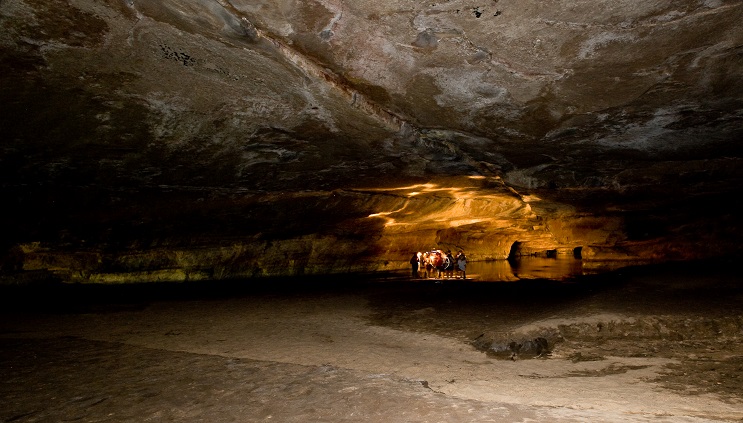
0,0 -> 741,282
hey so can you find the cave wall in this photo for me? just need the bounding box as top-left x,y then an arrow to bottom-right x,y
1,0 -> 741,283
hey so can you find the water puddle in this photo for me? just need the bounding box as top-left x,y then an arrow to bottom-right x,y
467,257 -> 584,281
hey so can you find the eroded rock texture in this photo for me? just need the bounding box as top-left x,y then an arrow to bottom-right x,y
1,0 -> 741,282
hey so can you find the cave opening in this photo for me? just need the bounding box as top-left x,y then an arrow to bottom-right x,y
574,247 -> 583,259
507,241 -> 522,261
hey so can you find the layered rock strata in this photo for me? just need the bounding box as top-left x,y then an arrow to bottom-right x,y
0,0 -> 741,282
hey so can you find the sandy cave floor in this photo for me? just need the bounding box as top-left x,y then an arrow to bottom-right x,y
1,262 -> 742,422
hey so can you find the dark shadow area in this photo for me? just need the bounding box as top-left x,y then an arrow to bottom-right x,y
1,258 -> 738,318
507,241 -> 522,261
0,271 -> 401,314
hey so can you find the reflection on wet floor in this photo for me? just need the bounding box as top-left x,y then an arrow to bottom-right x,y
467,257 -> 584,282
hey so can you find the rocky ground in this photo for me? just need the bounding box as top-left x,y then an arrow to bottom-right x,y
1,261 -> 742,422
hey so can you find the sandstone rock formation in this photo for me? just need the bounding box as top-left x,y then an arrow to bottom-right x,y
1,0 -> 741,282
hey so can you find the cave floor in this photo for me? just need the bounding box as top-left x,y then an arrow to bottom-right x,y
1,262 -> 742,422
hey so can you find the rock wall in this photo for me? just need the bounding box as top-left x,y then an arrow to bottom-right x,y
1,0 -> 741,284
4,175 -> 734,284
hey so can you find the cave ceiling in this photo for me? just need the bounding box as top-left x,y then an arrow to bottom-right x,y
1,0 -> 742,281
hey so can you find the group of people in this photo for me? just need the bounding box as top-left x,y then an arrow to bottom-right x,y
409,250 -> 467,279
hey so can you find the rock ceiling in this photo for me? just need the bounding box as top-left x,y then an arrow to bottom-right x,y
1,0 -> 742,282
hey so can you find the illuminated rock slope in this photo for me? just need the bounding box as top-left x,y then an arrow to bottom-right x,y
1,0 -> 741,282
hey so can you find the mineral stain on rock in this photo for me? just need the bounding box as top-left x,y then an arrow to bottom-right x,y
412,29 -> 438,50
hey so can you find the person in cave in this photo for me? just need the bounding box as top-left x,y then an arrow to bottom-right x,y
444,251 -> 455,278
409,252 -> 420,278
427,253 -> 436,278
430,250 -> 444,278
420,251 -> 431,278
456,251 -> 467,279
